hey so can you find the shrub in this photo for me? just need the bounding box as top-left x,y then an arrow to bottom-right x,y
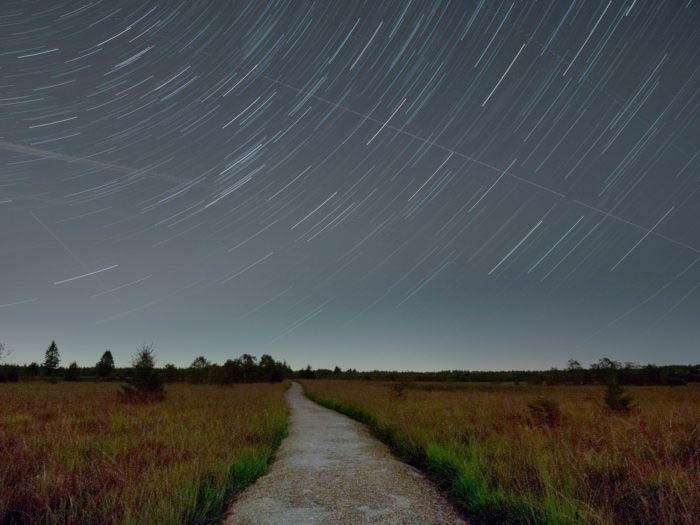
605,380 -> 634,414
119,344 -> 165,403
527,397 -> 562,427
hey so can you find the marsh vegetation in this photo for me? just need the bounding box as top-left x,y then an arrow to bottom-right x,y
303,380 -> 700,524
0,382 -> 287,524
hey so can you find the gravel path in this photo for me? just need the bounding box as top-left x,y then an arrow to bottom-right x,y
225,382 -> 465,524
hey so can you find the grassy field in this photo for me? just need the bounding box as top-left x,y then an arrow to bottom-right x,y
0,382 -> 288,524
303,380 -> 700,524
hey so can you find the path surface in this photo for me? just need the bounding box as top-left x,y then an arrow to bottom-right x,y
225,382 -> 465,524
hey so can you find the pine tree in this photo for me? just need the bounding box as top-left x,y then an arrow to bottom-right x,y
120,344 -> 165,402
605,379 -> 634,414
43,341 -> 60,376
96,350 -> 115,378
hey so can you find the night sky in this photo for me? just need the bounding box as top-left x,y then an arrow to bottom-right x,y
1,1 -> 699,370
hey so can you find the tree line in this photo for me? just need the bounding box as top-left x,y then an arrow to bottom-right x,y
0,341 -> 697,386
297,358 -> 699,386
0,340 -> 292,384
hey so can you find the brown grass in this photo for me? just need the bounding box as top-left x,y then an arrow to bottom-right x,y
303,380 -> 700,524
0,382 -> 287,524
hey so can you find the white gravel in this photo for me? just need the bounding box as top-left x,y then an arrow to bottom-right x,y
225,382 -> 466,524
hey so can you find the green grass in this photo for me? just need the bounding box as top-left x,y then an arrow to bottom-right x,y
306,388 -> 585,524
185,411 -> 288,524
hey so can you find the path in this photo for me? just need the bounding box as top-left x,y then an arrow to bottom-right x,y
225,382 -> 465,524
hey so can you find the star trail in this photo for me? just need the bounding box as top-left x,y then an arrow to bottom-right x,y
1,1 -> 699,370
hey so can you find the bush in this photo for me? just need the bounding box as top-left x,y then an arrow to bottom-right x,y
527,397 -> 562,427
605,380 -> 634,414
119,344 -> 165,403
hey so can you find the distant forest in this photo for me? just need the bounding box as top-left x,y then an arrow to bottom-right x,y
303,359 -> 700,386
0,341 -> 698,385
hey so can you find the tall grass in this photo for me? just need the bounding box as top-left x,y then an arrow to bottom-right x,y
0,382 -> 288,524
303,380 -> 700,524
